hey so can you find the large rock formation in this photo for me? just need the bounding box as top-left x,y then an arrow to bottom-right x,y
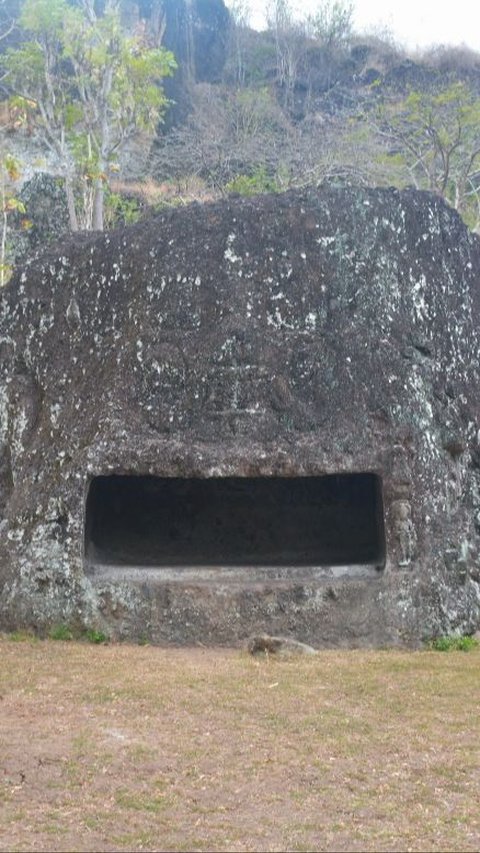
1,185 -> 480,646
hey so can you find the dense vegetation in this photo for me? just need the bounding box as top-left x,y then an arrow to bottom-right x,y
1,0 -> 480,278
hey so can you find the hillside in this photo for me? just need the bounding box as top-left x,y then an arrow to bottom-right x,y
1,0 -> 480,273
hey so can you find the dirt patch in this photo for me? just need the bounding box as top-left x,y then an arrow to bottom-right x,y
1,639 -> 479,851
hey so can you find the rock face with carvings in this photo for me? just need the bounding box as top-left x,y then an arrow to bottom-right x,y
1,185 -> 480,646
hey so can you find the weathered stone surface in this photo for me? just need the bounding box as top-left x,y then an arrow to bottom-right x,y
14,173 -> 70,262
1,185 -> 480,646
150,0 -> 231,129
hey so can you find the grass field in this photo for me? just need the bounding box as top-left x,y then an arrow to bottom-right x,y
1,637 -> 479,852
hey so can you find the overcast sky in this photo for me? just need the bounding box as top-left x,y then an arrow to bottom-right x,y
234,0 -> 480,52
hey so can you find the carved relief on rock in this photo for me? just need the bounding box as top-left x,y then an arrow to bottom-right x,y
391,499 -> 416,567
133,341 -> 188,430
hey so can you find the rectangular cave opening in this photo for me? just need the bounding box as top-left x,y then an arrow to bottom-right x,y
84,473 -> 386,570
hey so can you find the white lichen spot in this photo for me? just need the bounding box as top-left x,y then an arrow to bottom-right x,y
224,232 -> 242,264
50,403 -> 61,428
0,386 -> 8,445
316,235 -> 336,247
267,307 -> 295,330
224,246 -> 242,264
7,528 -> 24,542
412,276 -> 429,322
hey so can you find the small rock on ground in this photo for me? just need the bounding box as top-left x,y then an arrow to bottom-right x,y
248,634 -> 317,657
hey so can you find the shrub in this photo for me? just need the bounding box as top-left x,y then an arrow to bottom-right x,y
48,624 -> 74,641
84,628 -> 108,644
8,630 -> 37,642
429,635 -> 479,652
225,166 -> 279,196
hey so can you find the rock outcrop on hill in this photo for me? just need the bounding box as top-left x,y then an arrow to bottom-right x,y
1,185 -> 480,645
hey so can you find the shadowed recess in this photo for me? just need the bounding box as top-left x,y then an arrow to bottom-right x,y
84,474 -> 386,569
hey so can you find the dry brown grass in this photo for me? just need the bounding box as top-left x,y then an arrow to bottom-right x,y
109,176 -> 217,208
1,638 -> 479,852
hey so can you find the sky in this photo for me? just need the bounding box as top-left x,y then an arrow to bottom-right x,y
236,0 -> 480,53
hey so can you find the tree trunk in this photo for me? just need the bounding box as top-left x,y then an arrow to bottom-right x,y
1,179 -> 7,289
65,176 -> 79,232
92,179 -> 104,231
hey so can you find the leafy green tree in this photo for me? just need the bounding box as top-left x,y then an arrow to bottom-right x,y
4,0 -> 176,230
0,152 -> 27,287
376,82 -> 480,230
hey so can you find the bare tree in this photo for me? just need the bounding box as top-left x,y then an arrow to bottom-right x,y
304,1 -> 353,51
152,82 -> 296,192
225,0 -> 251,86
266,0 -> 305,110
0,0 -> 15,43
